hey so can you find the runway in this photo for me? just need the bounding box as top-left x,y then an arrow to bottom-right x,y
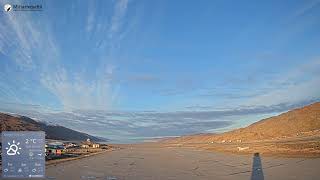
43,144 -> 320,180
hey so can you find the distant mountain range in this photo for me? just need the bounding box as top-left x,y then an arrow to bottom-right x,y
164,102 -> 320,143
0,113 -> 107,142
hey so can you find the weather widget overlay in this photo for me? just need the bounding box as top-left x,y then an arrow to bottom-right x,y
1,131 -> 45,178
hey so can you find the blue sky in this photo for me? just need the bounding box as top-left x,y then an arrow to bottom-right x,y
0,0 -> 320,142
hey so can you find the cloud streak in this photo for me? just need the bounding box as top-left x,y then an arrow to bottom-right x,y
0,1 -> 133,111
109,0 -> 129,37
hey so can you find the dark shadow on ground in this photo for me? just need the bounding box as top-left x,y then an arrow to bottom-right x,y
251,153 -> 264,180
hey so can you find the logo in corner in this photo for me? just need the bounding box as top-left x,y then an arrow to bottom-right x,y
4,4 -> 12,12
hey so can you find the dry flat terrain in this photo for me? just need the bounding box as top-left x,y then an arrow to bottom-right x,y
162,102 -> 320,157
2,143 -> 316,180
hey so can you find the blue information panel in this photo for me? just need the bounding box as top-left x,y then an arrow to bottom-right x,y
1,131 -> 45,178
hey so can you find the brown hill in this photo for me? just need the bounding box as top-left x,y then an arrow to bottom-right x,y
0,113 -> 40,131
165,102 -> 320,143
0,113 -> 107,141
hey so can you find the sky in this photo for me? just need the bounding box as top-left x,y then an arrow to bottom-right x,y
0,0 -> 320,143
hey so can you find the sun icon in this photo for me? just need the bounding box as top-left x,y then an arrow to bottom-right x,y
6,140 -> 22,156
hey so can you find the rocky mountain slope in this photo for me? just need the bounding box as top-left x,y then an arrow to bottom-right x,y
0,113 -> 106,142
164,102 -> 320,143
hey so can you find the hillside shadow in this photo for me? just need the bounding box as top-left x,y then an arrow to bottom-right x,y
250,153 -> 264,180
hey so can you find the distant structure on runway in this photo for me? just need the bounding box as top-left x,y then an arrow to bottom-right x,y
81,138 -> 100,149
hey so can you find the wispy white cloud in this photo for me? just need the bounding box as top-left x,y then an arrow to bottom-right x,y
0,1 -> 60,106
0,11 -> 35,69
160,57 -> 320,111
0,1 -> 130,111
40,67 -> 116,111
109,0 -> 129,38
86,1 -> 95,32
293,0 -> 320,18
39,0 -> 132,111
243,58 -> 320,107
93,0 -> 130,52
